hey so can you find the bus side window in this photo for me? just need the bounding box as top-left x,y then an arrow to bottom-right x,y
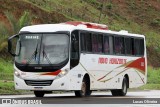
134,38 -> 144,56
140,39 -> 144,55
80,33 -> 86,52
85,33 -> 92,52
97,34 -> 103,53
109,36 -> 113,54
114,36 -> 124,55
92,34 -> 102,53
134,39 -> 140,56
131,38 -> 134,55
104,36 -> 109,54
92,34 -> 98,53
125,38 -> 132,55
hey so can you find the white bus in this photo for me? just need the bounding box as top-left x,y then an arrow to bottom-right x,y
8,21 -> 147,97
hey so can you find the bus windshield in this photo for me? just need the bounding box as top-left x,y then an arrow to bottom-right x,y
15,33 -> 69,65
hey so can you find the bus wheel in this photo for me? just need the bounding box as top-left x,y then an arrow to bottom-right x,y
88,90 -> 92,95
75,78 -> 90,97
34,91 -> 45,97
111,77 -> 128,96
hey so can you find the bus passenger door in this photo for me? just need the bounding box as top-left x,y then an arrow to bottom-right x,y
70,30 -> 80,69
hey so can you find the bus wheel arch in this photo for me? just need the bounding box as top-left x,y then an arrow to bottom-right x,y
111,75 -> 128,96
74,73 -> 91,97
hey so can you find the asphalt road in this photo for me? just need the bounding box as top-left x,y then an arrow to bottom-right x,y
0,90 -> 160,105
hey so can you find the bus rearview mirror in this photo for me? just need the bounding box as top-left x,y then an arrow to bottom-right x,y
8,34 -> 20,57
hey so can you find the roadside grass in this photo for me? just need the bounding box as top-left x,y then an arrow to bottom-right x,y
0,81 -> 18,95
147,66 -> 160,84
0,81 -> 32,95
0,58 -> 31,94
138,66 -> 160,90
0,58 -> 13,81
138,84 -> 160,90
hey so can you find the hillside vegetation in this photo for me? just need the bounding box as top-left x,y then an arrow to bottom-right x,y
0,0 -> 160,67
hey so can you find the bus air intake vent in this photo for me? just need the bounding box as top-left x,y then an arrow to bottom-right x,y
25,80 -> 53,86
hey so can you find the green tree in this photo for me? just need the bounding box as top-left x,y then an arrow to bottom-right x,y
0,11 -> 32,53
5,11 -> 32,34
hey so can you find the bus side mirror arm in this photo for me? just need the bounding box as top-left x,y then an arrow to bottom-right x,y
8,34 -> 19,57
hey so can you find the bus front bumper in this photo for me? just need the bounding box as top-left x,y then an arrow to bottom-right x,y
14,75 -> 72,91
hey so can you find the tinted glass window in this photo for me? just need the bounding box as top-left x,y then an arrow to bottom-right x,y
92,34 -> 103,53
134,39 -> 144,56
92,34 -> 98,53
125,38 -> 132,55
71,31 -> 79,59
114,36 -> 124,54
104,36 -> 109,54
70,30 -> 80,68
86,33 -> 92,52
80,33 -> 86,52
97,34 -> 103,53
140,39 -> 144,55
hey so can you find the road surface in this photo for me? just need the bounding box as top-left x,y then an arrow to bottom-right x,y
0,90 -> 160,107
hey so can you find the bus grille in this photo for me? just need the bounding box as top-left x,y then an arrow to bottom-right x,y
25,80 -> 53,86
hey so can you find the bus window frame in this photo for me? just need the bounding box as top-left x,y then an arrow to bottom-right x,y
113,35 -> 125,55
78,30 -> 145,57
124,37 -> 134,56
134,37 -> 145,57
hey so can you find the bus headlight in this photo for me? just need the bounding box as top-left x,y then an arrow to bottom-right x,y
14,70 -> 21,78
55,68 -> 69,79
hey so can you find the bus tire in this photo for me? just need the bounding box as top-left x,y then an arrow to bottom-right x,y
111,77 -> 128,96
111,90 -> 119,96
75,78 -> 90,97
88,90 -> 92,95
34,91 -> 45,97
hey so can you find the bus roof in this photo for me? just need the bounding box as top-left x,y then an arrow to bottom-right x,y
20,21 -> 145,38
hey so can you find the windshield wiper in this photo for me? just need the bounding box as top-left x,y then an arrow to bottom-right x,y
42,44 -> 52,65
26,43 -> 39,65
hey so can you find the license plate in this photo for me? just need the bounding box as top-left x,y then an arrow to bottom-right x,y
34,87 -> 43,90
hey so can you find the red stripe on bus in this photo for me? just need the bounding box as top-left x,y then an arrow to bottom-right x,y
97,76 -> 106,81
125,57 -> 145,72
41,70 -> 61,76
